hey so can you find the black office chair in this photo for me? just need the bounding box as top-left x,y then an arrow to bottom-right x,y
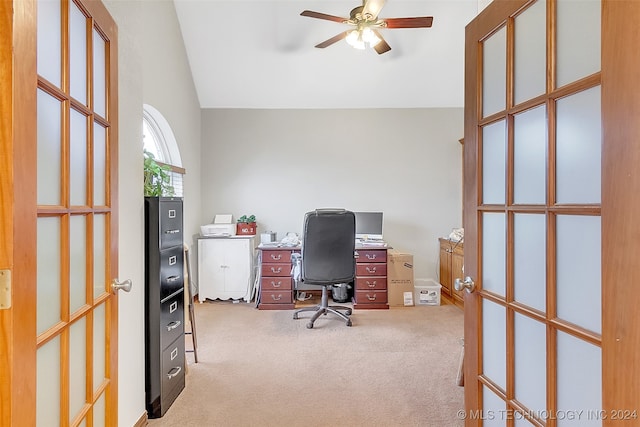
293,209 -> 356,329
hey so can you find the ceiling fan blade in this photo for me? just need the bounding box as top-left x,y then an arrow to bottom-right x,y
315,31 -> 350,49
362,0 -> 387,19
384,16 -> 433,29
372,30 -> 391,55
300,10 -> 347,24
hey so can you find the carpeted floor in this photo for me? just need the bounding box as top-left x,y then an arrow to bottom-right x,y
148,297 -> 465,427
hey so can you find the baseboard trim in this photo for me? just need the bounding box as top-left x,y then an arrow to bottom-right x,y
133,411 -> 148,427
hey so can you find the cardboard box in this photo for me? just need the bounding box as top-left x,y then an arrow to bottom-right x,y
414,279 -> 442,306
387,249 -> 414,306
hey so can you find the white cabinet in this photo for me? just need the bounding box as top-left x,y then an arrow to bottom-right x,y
197,236 -> 256,302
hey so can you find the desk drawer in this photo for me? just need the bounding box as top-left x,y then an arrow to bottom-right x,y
356,263 -> 387,277
356,250 -> 387,263
354,290 -> 388,305
262,250 -> 293,262
261,290 -> 293,304
261,263 -> 291,277
261,277 -> 293,291
355,277 -> 387,290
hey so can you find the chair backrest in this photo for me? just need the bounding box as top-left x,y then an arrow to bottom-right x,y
301,209 -> 356,285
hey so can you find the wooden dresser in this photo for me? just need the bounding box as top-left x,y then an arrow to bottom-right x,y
353,248 -> 389,309
438,238 -> 464,308
257,248 -> 298,309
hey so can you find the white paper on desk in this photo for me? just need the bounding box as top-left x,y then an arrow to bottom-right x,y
214,214 -> 233,224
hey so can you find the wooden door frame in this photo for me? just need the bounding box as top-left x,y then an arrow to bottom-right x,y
463,0 -> 640,424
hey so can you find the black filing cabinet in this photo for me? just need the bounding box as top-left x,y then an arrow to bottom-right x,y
145,197 -> 186,418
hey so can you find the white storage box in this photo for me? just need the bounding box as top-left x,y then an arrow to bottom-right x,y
414,279 -> 442,306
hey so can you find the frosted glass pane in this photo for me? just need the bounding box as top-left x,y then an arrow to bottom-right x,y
514,314 -> 546,415
483,385 -> 507,427
514,214 -> 546,312
515,418 -> 535,427
37,89 -> 62,205
94,123 -> 107,206
37,336 -> 60,425
556,0 -> 601,87
482,120 -> 506,204
557,215 -> 601,333
94,215 -> 107,298
70,2 -> 87,105
514,0 -> 546,104
93,29 -> 107,118
514,106 -> 546,204
483,26 -> 507,117
557,332 -> 602,427
70,215 -> 87,313
70,109 -> 88,206
482,213 -> 506,296
93,303 -> 106,387
556,86 -> 601,204
69,318 -> 87,422
37,217 -> 61,334
483,300 -> 506,390
93,392 -> 106,427
37,0 -> 61,86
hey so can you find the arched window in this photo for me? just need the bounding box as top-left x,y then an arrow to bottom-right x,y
142,104 -> 185,196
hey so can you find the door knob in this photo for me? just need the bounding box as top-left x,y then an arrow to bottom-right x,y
111,278 -> 132,293
454,276 -> 475,293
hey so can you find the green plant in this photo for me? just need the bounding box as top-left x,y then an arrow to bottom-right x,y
144,149 -> 174,197
237,214 -> 256,224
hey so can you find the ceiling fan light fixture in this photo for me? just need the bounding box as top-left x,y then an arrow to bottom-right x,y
346,27 -> 381,50
346,29 -> 366,49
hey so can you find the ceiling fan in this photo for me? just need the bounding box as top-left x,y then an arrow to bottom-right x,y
300,0 -> 433,55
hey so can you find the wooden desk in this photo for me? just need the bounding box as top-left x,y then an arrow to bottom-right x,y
256,244 -> 389,310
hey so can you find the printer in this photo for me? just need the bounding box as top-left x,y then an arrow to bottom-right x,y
200,214 -> 236,237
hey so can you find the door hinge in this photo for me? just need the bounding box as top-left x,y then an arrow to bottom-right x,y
0,270 -> 11,309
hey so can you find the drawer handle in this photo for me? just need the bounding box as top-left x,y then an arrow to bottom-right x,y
365,267 -> 377,273
271,281 -> 281,288
270,267 -> 282,274
169,256 -> 177,266
168,209 -> 176,219
366,294 -> 377,301
270,254 -> 282,261
166,275 -> 180,282
167,366 -> 182,380
165,229 -> 180,234
270,294 -> 282,301
167,320 -> 182,332
367,281 -> 377,287
170,301 -> 178,313
366,254 -> 377,260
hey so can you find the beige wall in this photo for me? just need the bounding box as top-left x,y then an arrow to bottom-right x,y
200,108 -> 463,282
104,0 -> 201,425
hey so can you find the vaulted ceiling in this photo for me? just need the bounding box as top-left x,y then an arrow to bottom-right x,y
174,0 -> 484,109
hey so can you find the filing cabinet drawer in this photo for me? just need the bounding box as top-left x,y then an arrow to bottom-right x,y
261,290 -> 293,304
261,263 -> 291,277
356,250 -> 386,263
160,246 -> 184,300
355,290 -> 388,305
356,263 -> 387,277
159,200 -> 183,250
160,335 -> 185,408
160,292 -> 184,350
261,277 -> 293,291
355,277 -> 387,290
262,250 -> 293,263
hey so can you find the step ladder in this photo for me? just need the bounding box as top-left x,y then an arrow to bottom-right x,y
184,244 -> 198,363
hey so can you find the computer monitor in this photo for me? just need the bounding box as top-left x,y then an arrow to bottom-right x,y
354,212 -> 384,240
